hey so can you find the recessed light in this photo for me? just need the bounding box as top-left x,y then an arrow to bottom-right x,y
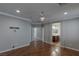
64,12 -> 68,15
16,10 -> 20,13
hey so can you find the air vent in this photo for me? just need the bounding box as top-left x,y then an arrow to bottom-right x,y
58,3 -> 67,6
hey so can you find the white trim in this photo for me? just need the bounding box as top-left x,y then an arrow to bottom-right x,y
0,12 -> 32,22
61,45 -> 79,52
42,27 -> 44,42
0,43 -> 30,53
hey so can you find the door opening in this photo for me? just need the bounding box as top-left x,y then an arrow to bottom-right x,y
52,23 -> 61,43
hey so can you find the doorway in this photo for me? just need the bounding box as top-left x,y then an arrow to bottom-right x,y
31,26 -> 42,41
52,23 -> 61,43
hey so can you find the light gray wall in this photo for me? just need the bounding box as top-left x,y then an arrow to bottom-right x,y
61,19 -> 79,50
0,15 -> 31,52
44,24 -> 52,43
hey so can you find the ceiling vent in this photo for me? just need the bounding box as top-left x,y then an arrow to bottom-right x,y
58,3 -> 67,6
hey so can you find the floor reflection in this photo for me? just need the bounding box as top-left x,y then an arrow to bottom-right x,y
51,42 -> 61,56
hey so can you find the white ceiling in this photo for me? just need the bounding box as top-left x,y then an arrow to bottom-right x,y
0,3 -> 79,24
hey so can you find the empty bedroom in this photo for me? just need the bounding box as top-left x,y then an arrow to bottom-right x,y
0,3 -> 79,56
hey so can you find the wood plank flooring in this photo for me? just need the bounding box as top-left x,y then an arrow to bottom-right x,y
0,40 -> 79,56
61,47 -> 79,56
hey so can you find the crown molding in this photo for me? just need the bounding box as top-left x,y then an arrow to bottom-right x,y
0,11 -> 32,23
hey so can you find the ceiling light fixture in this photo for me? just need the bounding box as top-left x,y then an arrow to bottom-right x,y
64,12 -> 68,15
40,16 -> 45,21
40,11 -> 45,21
16,10 -> 20,13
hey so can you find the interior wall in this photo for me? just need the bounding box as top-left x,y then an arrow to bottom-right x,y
0,15 -> 31,52
61,19 -> 79,50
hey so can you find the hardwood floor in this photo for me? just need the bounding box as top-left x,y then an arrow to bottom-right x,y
0,40 -> 79,56
61,47 -> 79,56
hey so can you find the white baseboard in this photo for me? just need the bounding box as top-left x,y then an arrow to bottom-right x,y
0,43 -> 30,53
61,45 -> 79,52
